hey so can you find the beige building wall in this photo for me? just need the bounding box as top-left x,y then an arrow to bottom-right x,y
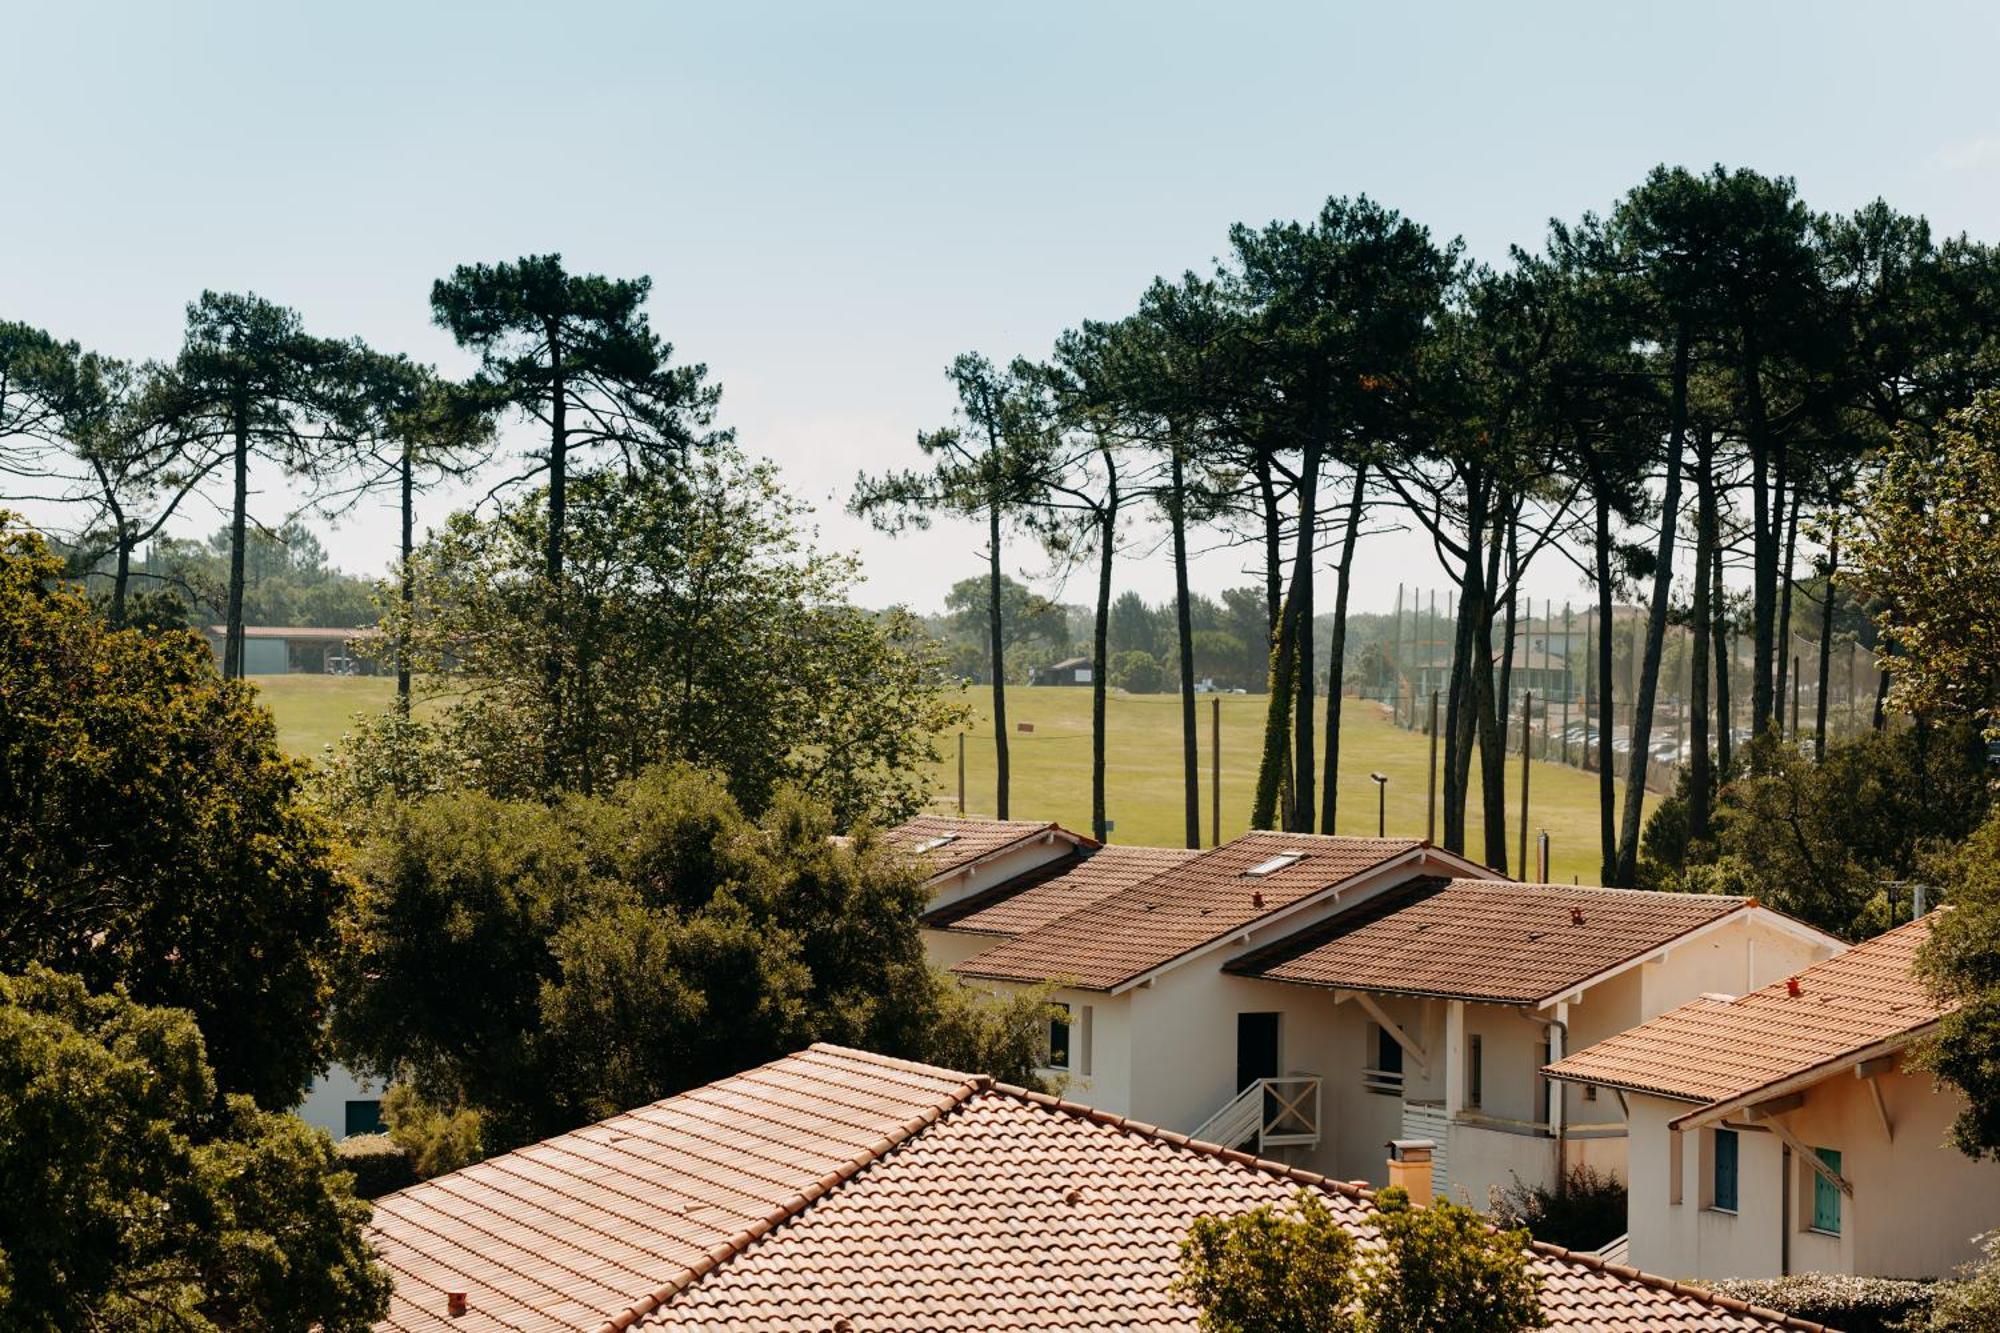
1628,1063 -> 2000,1281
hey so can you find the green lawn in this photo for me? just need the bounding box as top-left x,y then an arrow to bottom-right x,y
252,674 -> 1648,884
248,674 -> 403,759
924,686 -> 1650,884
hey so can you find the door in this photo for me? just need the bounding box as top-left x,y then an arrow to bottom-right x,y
1237,1012 -> 1280,1092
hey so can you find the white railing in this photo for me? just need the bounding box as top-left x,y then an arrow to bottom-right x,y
1191,1075 -> 1322,1152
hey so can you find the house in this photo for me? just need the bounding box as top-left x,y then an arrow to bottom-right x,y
897,816 -> 1841,1204
1545,915 -> 2000,1281
202,624 -> 379,674
365,1043 -> 1829,1331
1033,654 -> 1093,686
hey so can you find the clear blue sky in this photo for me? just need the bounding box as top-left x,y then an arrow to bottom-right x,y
6,0 -> 1999,615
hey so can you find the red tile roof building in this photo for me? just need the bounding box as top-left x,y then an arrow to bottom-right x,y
369,1046 -> 1825,1332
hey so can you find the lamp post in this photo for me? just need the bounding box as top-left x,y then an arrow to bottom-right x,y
1369,772 -> 1388,838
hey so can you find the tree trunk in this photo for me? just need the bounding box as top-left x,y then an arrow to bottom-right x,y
1689,428 -> 1716,844
1712,524 -> 1733,775
1319,465 -> 1367,833
110,524 -> 132,631
1473,525 -> 1508,876
1171,448 -> 1199,847
1253,590 -> 1298,831
1614,327 -> 1689,885
1090,447 -> 1118,840
224,408 -> 249,680
1743,335 -> 1778,737
398,439 -> 415,710
1593,485 -> 1617,884
543,322 -> 569,787
1816,526 -> 1838,760
1774,485 -> 1800,739
987,497 -> 1011,820
1288,442 -> 1322,832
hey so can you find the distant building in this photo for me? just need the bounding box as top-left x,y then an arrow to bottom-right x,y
203,625 -> 379,675
1033,655 -> 1093,686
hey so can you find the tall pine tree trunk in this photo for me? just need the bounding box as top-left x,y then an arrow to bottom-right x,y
1774,483 -> 1800,738
1689,427 -> 1716,844
1712,524 -> 1733,776
1171,448 -> 1199,847
224,409 -> 249,681
1614,328 -> 1689,885
1320,465 -> 1368,833
987,498 -> 1011,820
1090,448 -> 1118,839
1593,484 -> 1617,884
398,439 -> 415,711
1474,527 -> 1508,875
1252,589 -> 1299,831
1288,442 -> 1322,832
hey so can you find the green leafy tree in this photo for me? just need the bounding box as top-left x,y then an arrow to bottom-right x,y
1915,813 -> 2000,1160
1174,1190 -> 1362,1333
0,967 -> 389,1331
1359,1187 -> 1546,1333
137,292 -> 361,678
1111,648 -> 1164,694
335,763 -> 1038,1148
1923,1229 -> 2000,1330
429,253 -> 723,586
0,522 -> 351,1107
854,352 -> 1046,818
346,457 -> 959,820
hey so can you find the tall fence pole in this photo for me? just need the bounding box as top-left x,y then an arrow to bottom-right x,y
957,732 -> 966,814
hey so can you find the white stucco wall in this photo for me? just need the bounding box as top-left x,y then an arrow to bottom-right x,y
1627,1063 -> 2000,1281
295,1062 -> 383,1139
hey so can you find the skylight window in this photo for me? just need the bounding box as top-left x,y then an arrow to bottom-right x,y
1243,852 -> 1305,878
911,835 -> 959,854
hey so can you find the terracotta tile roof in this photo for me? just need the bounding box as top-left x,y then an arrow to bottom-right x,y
921,844 -> 1202,938
367,1045 -> 982,1333
883,815 -> 1090,882
370,1045 -> 1825,1332
1546,915 -> 1945,1109
1225,878 -> 1753,1004
953,832 -> 1429,991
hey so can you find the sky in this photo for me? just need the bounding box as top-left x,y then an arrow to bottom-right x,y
6,0 -> 2000,618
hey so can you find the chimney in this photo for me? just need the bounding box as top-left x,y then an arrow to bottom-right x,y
1387,1139 -> 1434,1203
447,1291 -> 469,1317
1786,976 -> 1802,997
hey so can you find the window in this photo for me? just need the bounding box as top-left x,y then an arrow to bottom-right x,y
1468,1035 -> 1483,1108
1046,1004 -> 1072,1071
345,1099 -> 384,1137
1536,1041 -> 1551,1123
1810,1148 -> 1842,1235
1377,1024 -> 1403,1077
1712,1129 -> 1739,1213
1364,1022 -> 1403,1096
1243,852 -> 1305,878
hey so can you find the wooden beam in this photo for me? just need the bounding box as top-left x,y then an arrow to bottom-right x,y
1855,1054 -> 1898,1080
1864,1075 -> 1894,1142
1341,990 -> 1430,1074
1761,1115 -> 1854,1198
1743,1091 -> 1806,1120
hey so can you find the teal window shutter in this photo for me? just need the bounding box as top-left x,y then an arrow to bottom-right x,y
1714,1129 -> 1739,1211
1812,1148 -> 1843,1234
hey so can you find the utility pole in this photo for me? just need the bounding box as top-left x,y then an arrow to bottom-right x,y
1426,689 -> 1440,843
1518,691 -> 1532,881
957,732 -> 966,815
1211,695 -> 1221,847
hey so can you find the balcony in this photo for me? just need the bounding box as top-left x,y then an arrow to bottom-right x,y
1191,1075 -> 1322,1153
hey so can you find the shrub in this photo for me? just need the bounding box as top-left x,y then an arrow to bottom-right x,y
1488,1164 -> 1628,1252
1111,649 -> 1165,694
1920,1229 -> 2000,1331
334,1133 -> 416,1199
1701,1273 -> 1936,1333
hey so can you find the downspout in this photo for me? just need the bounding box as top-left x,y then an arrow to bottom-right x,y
1517,1004 -> 1569,1185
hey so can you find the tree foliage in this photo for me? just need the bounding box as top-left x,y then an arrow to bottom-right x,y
0,522 -> 351,1107
336,456 -> 961,823
333,763 -> 1051,1149
1174,1187 -> 1544,1333
0,967 -> 388,1331
1915,812 -> 2000,1160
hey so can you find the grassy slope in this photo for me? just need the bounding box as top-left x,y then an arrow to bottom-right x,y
252,675 -> 1650,885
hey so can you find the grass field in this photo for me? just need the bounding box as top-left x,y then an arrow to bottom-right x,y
250,675 -> 1649,884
